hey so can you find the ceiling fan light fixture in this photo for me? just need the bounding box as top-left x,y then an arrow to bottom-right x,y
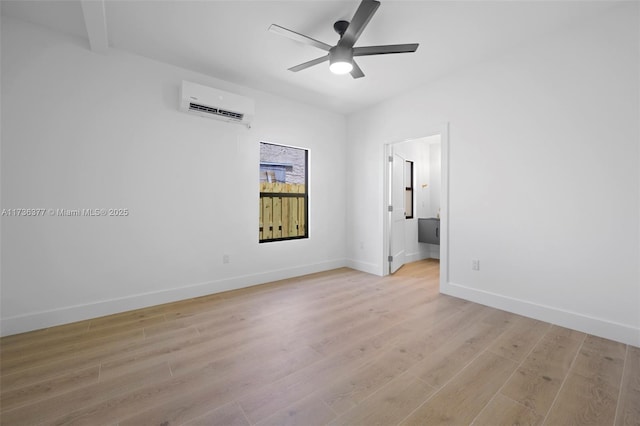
329,60 -> 353,74
329,46 -> 353,75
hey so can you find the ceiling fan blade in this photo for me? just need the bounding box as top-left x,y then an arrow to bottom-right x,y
339,0 -> 380,48
350,60 -> 365,79
353,43 -> 419,56
288,55 -> 330,72
269,24 -> 332,51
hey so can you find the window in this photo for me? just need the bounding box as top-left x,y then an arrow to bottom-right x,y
259,142 -> 308,243
405,160 -> 414,219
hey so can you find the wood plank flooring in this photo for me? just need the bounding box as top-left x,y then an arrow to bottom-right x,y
0,260 -> 638,425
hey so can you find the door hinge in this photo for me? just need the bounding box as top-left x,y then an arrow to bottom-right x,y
388,205 -> 393,212
388,255 -> 393,262
388,155 -> 393,162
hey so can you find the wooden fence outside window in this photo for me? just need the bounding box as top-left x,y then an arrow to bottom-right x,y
259,182 -> 307,242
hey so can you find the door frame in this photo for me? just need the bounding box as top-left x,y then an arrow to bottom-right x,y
382,123 -> 450,288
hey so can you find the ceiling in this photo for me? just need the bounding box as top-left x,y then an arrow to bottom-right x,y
0,0 -> 619,114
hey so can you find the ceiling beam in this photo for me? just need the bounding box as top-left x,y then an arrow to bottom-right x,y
81,0 -> 109,53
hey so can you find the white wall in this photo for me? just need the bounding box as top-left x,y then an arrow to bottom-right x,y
346,3 -> 640,346
0,17 -> 348,336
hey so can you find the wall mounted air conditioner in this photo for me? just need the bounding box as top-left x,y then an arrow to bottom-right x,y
179,80 -> 255,127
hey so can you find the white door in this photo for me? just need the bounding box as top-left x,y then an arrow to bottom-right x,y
389,152 -> 406,274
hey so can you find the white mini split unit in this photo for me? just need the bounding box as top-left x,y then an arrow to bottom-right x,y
179,80 -> 255,127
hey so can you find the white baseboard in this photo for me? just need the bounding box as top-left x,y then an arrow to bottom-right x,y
441,281 -> 640,347
400,249 -> 439,263
347,254 -> 440,276
404,251 -> 431,264
429,246 -> 440,259
346,259 -> 381,276
0,258 -> 348,337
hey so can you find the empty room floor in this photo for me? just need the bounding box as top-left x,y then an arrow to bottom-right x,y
0,259 -> 638,425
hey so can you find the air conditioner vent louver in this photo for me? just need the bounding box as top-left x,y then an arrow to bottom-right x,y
217,109 -> 244,120
180,81 -> 254,127
189,103 -> 217,115
188,103 -> 244,121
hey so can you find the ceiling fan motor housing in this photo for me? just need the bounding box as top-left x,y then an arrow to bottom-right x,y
329,45 -> 354,66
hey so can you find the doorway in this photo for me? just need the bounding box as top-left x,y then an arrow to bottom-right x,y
383,124 -> 449,289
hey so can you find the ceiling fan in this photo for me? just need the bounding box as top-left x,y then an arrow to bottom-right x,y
269,0 -> 419,79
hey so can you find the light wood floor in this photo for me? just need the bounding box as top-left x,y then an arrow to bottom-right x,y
1,260 -> 638,425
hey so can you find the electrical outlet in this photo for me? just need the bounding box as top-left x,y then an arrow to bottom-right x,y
472,259 -> 480,271
223,254 -> 230,264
